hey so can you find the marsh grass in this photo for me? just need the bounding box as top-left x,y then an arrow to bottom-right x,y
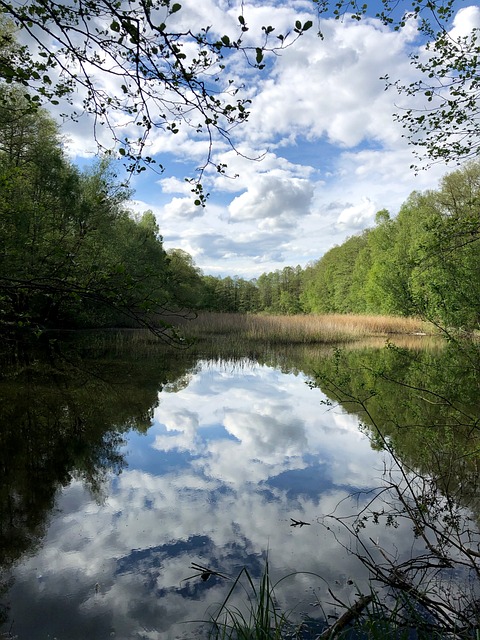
179,313 -> 433,347
205,564 -> 456,640
40,312 -> 452,354
207,561 -> 303,640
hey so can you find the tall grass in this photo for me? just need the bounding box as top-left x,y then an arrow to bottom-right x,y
180,313 -> 434,347
209,562 -> 294,640
205,562 -> 458,640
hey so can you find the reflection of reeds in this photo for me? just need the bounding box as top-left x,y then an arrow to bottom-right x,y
179,313 -> 435,346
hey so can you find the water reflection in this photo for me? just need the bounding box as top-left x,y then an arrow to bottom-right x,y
3,337 -> 478,639
1,350 -> 391,639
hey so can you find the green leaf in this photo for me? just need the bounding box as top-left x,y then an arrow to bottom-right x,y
171,3 -> 181,13
255,48 -> 263,64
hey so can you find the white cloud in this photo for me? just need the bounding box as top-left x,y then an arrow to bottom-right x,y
162,196 -> 205,221
11,358 -> 432,639
228,174 -> 314,229
242,16 -> 416,149
336,196 -> 377,230
158,176 -> 193,195
449,5 -> 480,39
37,0 -> 469,276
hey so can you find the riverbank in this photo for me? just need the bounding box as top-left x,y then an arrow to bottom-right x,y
177,312 -> 436,346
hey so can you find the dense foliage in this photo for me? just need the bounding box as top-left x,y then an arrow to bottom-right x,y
191,161 -> 480,330
2,86 -> 478,335
0,87 -> 195,338
299,162 -> 480,329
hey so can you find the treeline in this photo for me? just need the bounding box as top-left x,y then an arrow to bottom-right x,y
2,83 -> 479,334
300,162 -> 480,330
193,162 -> 480,330
0,88 -> 203,336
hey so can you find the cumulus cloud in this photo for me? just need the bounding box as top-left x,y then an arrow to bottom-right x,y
242,16 -> 416,149
35,0 -> 469,276
449,5 -> 480,39
228,174 -> 314,229
158,176 -> 193,195
12,359 -> 416,639
162,197 -> 205,221
336,196 -> 377,230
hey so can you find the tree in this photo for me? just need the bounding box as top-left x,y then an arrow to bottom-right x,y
0,2 -> 312,199
300,236 -> 365,314
0,89 -> 190,341
166,248 -> 204,309
0,0 -> 476,187
409,162 -> 480,329
361,211 -> 404,315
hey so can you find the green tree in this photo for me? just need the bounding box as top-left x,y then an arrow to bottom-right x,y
166,248 -> 204,309
409,162 -> 480,329
0,89 -> 183,339
300,235 -> 365,314
256,272 -> 275,312
348,230 -> 372,313
361,210 -> 404,314
300,252 -> 336,314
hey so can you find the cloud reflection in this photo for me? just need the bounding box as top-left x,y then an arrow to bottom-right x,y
7,359 -> 392,639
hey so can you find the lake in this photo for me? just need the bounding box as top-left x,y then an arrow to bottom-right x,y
1,333 -> 479,639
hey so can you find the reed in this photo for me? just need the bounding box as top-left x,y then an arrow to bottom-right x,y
205,562 -> 458,640
208,561 -> 294,640
179,313 -> 433,346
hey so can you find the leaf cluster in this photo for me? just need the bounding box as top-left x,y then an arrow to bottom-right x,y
0,1 -> 311,191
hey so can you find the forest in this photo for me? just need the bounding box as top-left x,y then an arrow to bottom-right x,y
1,3 -> 480,638
0,0 -> 478,338
1,81 -> 479,336
0,86 -> 193,337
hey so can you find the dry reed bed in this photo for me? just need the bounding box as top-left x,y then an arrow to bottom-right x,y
182,313 -> 432,345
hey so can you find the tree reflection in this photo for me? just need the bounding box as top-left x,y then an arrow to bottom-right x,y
0,333 -> 196,577
311,339 -> 480,636
3,334 -> 480,637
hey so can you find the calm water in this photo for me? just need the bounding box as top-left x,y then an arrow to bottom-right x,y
0,336 -> 477,639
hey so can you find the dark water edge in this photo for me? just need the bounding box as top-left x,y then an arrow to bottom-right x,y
1,330 -> 479,639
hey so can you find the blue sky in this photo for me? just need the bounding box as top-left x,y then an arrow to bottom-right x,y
56,0 -> 479,278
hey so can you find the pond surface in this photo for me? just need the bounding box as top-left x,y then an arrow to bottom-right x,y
0,335 -> 478,639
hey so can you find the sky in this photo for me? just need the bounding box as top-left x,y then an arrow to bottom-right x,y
56,0 -> 480,279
